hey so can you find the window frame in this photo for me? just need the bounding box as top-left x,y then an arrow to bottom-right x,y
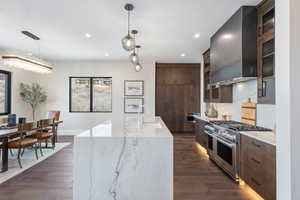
0,70 -> 12,116
69,77 -> 112,113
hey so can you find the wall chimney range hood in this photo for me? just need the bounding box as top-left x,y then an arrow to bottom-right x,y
210,6 -> 257,86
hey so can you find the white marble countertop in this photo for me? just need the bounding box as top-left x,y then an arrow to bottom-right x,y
240,131 -> 276,146
73,116 -> 173,200
76,116 -> 172,138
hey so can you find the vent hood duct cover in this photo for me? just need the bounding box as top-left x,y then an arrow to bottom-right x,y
210,6 -> 257,85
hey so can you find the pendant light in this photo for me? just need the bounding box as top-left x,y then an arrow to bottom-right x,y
134,62 -> 143,72
129,30 -> 140,64
133,45 -> 142,72
121,4 -> 136,51
130,47 -> 140,64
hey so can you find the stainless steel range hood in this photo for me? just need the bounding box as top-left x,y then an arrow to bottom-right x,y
210,77 -> 257,86
209,6 -> 257,86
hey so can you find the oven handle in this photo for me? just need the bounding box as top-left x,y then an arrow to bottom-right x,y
204,130 -> 214,137
204,130 -> 235,148
217,137 -> 235,148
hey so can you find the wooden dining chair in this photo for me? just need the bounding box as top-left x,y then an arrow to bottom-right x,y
0,118 -> 7,159
47,110 -> 60,142
30,118 -> 56,156
8,122 -> 39,168
48,110 -> 60,121
0,118 -> 8,126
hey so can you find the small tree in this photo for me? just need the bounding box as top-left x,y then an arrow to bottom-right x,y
20,83 -> 47,120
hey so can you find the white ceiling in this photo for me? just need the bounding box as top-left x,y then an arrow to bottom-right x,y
0,0 -> 261,62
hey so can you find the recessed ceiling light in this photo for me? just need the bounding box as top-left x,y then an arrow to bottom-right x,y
180,53 -> 186,57
194,33 -> 201,39
105,53 -> 109,57
85,33 -> 92,38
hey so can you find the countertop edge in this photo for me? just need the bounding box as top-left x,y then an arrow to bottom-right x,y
75,116 -> 173,138
239,131 -> 276,146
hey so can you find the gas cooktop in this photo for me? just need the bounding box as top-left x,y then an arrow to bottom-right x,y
209,120 -> 272,132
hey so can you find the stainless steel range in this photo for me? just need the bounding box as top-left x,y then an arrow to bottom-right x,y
204,120 -> 271,181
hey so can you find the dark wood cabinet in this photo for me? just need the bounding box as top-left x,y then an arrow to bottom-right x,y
156,63 -> 200,133
203,49 -> 211,103
195,119 -> 207,148
240,134 -> 276,200
210,85 -> 233,103
257,0 -> 275,104
202,49 -> 233,103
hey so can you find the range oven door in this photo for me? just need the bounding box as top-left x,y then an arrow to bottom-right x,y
215,138 -> 237,179
205,131 -> 215,157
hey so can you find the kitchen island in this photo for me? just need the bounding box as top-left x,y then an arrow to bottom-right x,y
73,117 -> 173,200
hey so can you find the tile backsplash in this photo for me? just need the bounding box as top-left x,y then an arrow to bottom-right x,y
202,80 -> 276,129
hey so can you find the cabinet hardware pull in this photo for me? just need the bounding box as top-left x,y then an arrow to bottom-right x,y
251,141 -> 261,148
251,177 -> 261,186
262,80 -> 267,97
251,158 -> 261,165
258,27 -> 262,37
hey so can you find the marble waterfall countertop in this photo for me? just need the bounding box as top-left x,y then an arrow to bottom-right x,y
77,116 -> 172,138
192,114 -> 276,146
73,116 -> 173,200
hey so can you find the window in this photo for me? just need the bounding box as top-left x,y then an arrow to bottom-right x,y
0,70 -> 11,115
69,77 -> 112,112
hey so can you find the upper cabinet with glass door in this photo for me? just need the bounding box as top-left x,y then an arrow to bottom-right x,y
257,0 -> 275,104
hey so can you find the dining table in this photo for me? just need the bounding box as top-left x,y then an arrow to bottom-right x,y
0,120 -> 63,173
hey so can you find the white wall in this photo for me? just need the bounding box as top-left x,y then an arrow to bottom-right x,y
276,0 -> 300,199
38,60 -> 156,135
200,63 -> 276,129
0,50 -> 40,120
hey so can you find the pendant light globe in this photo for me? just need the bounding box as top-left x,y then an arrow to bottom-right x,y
134,62 -> 143,72
122,35 -> 136,51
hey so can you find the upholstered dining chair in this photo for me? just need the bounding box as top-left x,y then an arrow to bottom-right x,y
30,118 -> 55,156
0,118 -> 8,126
0,118 -> 8,159
47,110 -> 61,142
48,110 -> 60,121
8,122 -> 39,168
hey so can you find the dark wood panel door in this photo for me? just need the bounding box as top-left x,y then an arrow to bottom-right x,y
155,63 -> 200,134
156,84 -> 184,133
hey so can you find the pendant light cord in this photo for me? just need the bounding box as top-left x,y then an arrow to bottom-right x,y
35,39 -> 41,59
38,42 -> 40,59
128,10 -> 130,35
133,33 -> 136,53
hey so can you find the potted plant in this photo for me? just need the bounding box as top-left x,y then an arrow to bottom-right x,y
20,83 -> 47,120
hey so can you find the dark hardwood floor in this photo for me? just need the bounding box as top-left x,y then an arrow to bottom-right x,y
0,135 -> 261,200
174,135 -> 262,200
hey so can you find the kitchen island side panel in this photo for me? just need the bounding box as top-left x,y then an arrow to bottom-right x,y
74,136 -> 173,200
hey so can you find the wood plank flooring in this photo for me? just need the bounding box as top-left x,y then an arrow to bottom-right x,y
0,135 -> 260,200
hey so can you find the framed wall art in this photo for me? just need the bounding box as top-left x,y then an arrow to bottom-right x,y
124,97 -> 144,113
124,80 -> 144,96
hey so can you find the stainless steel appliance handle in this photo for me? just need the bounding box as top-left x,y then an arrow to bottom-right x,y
204,130 -> 213,136
204,130 -> 235,148
216,137 -> 235,148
